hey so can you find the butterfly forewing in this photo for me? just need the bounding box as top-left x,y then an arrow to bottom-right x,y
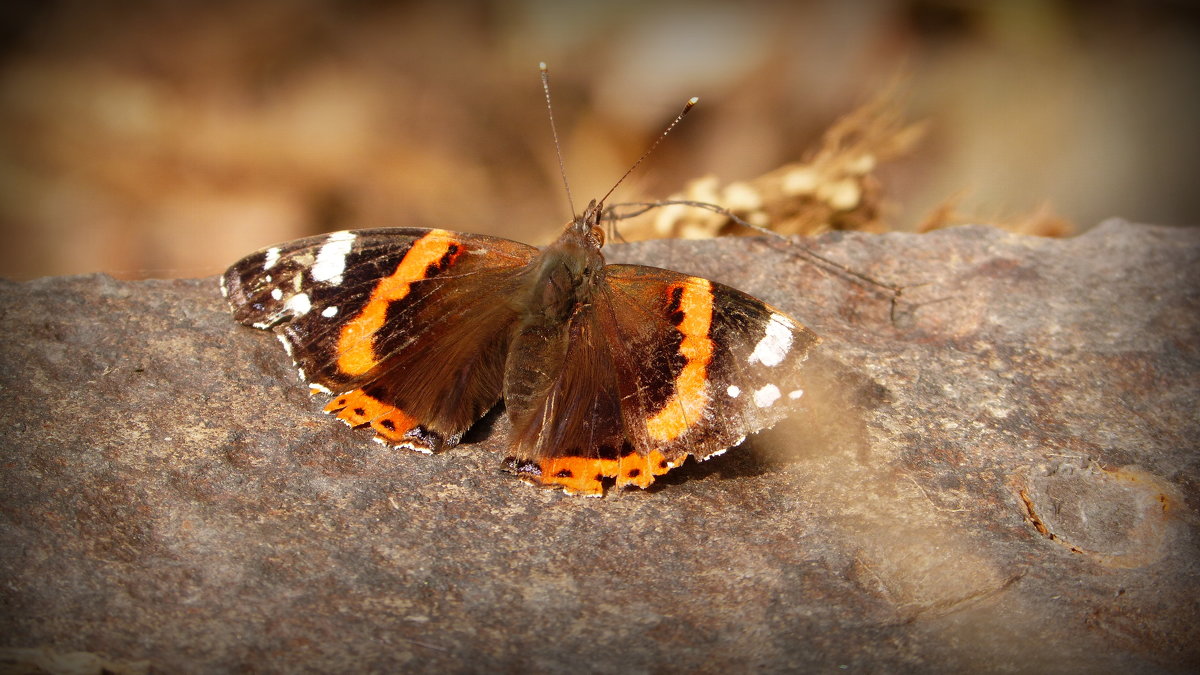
223,228 -> 539,452
606,266 -> 819,453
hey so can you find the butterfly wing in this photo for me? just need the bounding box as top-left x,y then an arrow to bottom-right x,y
222,228 -> 538,452
504,264 -> 819,495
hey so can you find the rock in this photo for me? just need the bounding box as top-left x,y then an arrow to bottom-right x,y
1,220 -> 1197,672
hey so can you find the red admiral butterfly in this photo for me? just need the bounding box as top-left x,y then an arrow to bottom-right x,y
221,67 -> 820,496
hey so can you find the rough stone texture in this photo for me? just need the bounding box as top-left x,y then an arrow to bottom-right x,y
1,220 -> 1197,673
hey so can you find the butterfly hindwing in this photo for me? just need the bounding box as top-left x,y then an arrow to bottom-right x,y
223,228 -> 538,452
503,284 -> 684,496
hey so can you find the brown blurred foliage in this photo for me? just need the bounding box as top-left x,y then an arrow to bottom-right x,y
0,0 -> 1197,279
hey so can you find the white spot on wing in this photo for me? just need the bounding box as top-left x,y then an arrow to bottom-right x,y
270,288 -> 283,301
727,385 -> 741,398
309,383 -> 332,395
263,247 -> 281,270
284,292 -> 311,316
748,315 -> 793,367
788,389 -> 804,399
753,384 -> 781,408
311,231 -> 356,284
321,305 -> 338,318
374,435 -> 434,455
276,333 -> 295,357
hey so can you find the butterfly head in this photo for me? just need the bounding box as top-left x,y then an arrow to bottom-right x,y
551,198 -> 605,271
570,198 -> 606,249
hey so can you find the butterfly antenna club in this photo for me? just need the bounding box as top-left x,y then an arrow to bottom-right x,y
598,96 -> 699,208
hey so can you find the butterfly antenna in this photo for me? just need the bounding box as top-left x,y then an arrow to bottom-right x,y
598,96 -> 699,208
540,62 -> 576,218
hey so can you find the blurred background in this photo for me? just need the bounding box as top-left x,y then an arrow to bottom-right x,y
0,0 -> 1196,280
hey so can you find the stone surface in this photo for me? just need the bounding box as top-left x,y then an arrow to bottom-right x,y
1,220 -> 1197,673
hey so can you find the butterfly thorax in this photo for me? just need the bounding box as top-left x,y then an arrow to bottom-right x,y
518,207 -> 606,328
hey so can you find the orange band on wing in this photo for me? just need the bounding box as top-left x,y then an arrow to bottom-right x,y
324,388 -> 419,443
336,230 -> 461,376
645,280 -> 715,441
534,450 -> 678,495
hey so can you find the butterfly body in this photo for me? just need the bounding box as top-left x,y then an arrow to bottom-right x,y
222,200 -> 818,495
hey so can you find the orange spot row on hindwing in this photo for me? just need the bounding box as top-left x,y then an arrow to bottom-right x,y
535,450 -> 679,495
324,388 -> 419,443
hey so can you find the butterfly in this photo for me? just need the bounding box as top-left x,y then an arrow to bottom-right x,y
221,68 -> 820,496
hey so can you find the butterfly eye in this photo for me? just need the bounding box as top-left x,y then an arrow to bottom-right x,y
591,225 -> 605,247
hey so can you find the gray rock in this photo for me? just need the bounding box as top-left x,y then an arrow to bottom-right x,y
1,220 -> 1197,672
